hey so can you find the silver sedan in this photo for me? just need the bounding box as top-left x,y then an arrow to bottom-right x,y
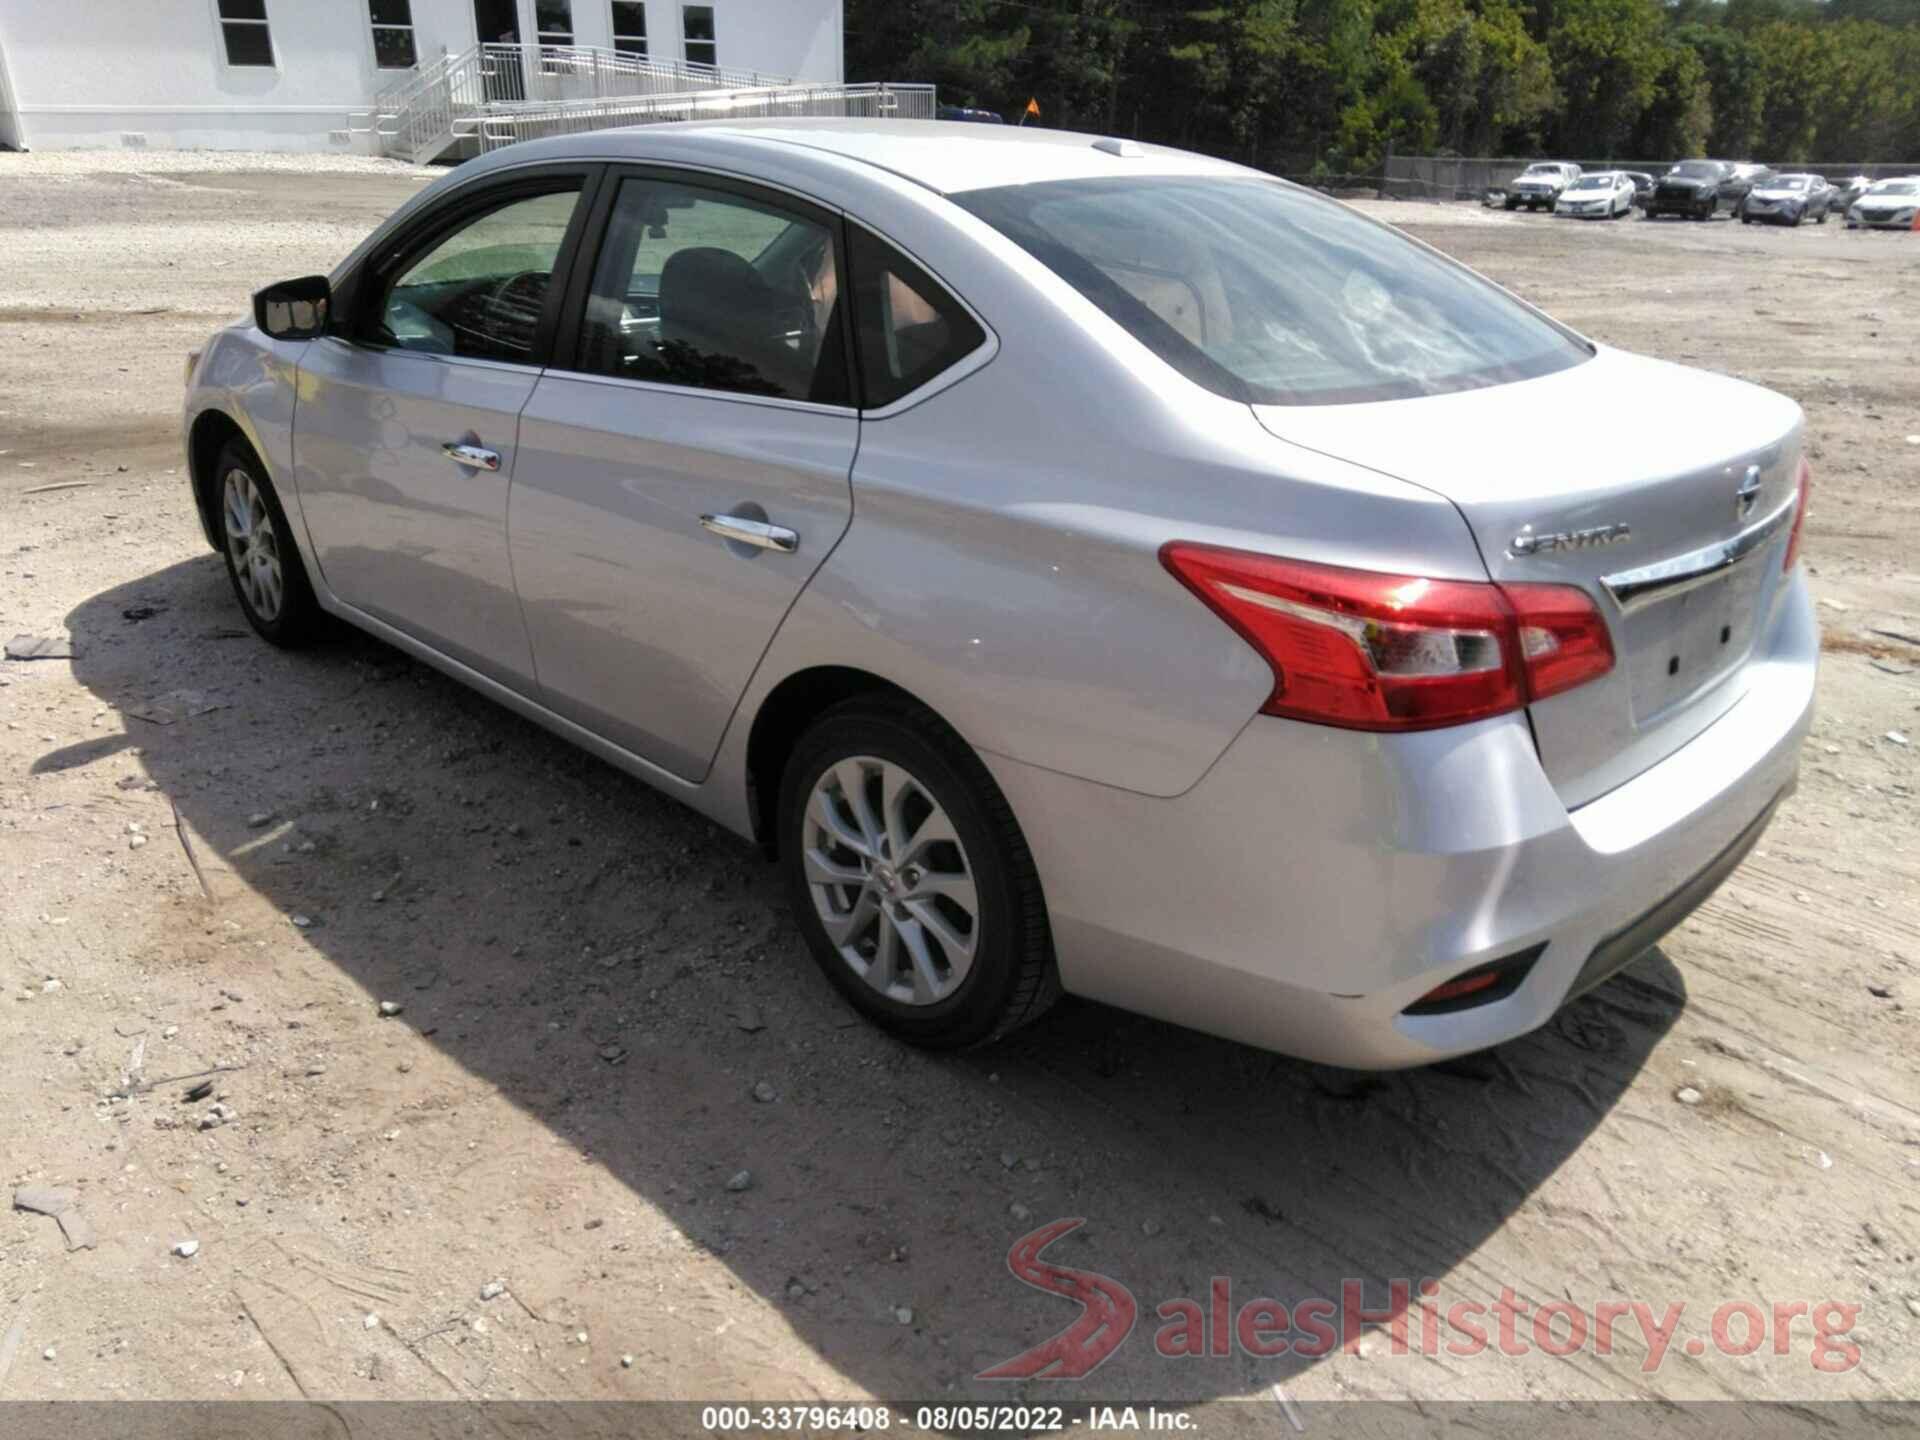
183,120 -> 1817,1067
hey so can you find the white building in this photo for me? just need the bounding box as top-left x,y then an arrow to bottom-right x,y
0,1 -> 846,152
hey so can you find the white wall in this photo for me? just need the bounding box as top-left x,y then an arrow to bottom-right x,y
0,0 -> 843,151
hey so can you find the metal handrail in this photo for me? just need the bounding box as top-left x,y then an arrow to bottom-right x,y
356,40 -> 802,161
457,82 -> 938,153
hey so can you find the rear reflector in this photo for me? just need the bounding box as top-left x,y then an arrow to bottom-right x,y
1160,544 -> 1614,732
1783,457 -> 1810,573
1403,944 -> 1545,1016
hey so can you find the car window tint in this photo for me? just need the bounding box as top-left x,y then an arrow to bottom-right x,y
378,187 -> 580,363
848,226 -> 985,409
957,176 -> 1587,407
575,178 -> 849,404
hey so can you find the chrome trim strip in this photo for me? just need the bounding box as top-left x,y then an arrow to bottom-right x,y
1601,492 -> 1798,614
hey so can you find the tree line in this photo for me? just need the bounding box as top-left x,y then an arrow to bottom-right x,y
845,0 -> 1920,172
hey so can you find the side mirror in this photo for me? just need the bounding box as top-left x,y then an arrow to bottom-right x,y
253,276 -> 332,341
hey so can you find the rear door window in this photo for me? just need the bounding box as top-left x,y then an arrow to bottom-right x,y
573,176 -> 850,405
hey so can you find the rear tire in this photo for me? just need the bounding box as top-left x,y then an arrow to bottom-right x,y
777,697 -> 1059,1049
213,437 -> 322,647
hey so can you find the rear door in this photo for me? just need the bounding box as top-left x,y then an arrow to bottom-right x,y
508,168 -> 858,782
295,169 -> 595,689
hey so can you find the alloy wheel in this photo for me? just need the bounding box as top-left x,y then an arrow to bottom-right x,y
802,755 -> 979,1006
222,466 -> 284,623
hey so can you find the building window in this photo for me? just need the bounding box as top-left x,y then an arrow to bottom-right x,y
216,0 -> 275,68
611,1 -> 647,56
369,0 -> 417,69
682,5 -> 715,68
536,0 -> 575,48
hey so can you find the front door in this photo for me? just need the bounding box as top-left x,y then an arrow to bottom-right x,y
510,170 -> 858,781
295,176 -> 590,689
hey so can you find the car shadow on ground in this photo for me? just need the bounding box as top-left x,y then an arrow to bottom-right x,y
60,553 -> 1686,1401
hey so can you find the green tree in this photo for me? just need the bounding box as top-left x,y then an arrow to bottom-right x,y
1546,0 -> 1668,156
1630,40 -> 1713,157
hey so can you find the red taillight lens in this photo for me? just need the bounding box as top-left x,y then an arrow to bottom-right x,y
1161,543 -> 1614,732
1505,583 -> 1617,701
1783,458 -> 1810,573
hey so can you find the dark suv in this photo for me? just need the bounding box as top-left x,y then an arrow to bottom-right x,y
1646,160 -> 1735,220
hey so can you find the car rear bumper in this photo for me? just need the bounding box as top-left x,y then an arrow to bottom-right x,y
985,568 -> 1817,1068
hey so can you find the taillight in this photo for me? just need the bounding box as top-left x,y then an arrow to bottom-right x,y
1505,583 -> 1616,701
1783,458 -> 1810,573
1160,544 -> 1614,732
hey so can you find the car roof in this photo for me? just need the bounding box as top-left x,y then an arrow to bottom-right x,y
461,118 -> 1251,196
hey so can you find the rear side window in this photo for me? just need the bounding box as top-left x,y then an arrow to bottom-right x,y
849,226 -> 985,409
956,176 -> 1588,406
574,176 -> 850,404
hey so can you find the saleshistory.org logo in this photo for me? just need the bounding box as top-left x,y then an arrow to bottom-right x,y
976,1220 -> 1861,1379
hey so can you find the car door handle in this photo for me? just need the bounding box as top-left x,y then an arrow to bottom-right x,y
442,442 -> 501,471
700,514 -> 798,553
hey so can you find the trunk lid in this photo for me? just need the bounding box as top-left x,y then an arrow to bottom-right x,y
1254,346 -> 1804,809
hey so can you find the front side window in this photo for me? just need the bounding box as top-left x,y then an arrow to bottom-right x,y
682,5 -> 716,67
217,0 -> 275,67
575,177 -> 847,404
612,1 -> 648,55
375,186 -> 582,363
369,0 -> 417,69
848,227 -> 985,409
957,176 -> 1589,407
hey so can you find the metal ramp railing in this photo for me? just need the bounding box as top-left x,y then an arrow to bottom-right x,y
459,81 -> 939,154
348,42 -> 800,163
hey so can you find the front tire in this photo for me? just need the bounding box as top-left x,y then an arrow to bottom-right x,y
778,698 -> 1059,1049
214,437 -> 322,647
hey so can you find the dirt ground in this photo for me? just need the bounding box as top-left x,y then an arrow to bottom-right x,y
2,155 -> 1918,1413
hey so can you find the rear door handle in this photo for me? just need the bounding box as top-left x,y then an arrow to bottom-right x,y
700,514 -> 798,553
443,442 -> 501,471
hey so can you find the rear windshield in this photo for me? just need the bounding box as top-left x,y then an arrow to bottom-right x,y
955,176 -> 1588,406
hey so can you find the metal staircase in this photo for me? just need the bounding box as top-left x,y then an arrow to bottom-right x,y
350,42 -> 929,164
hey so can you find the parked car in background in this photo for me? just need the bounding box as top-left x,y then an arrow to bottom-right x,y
936,106 -> 1003,124
1555,170 -> 1636,219
1646,160 -> 1734,219
1623,171 -> 1656,207
185,121 -> 1816,1067
1847,177 -> 1920,229
1503,162 -> 1582,211
1724,163 -> 1776,218
1828,174 -> 1874,212
1742,173 -> 1833,226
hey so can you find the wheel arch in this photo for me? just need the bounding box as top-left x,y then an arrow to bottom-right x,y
187,409 -> 253,553
744,665 -> 936,856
